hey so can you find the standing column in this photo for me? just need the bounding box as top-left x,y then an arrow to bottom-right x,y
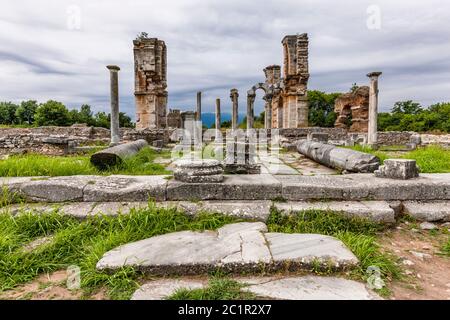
196,92 -> 202,122
107,65 -> 120,146
230,89 -> 239,130
215,98 -> 221,141
264,97 -> 273,129
247,93 -> 255,129
367,72 -> 382,147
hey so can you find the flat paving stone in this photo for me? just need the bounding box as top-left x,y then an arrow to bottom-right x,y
96,222 -> 358,274
131,276 -> 380,300
166,174 -> 282,201
276,173 -> 450,201
403,201 -> 450,222
19,176 -> 95,202
274,201 -> 396,223
83,175 -> 168,202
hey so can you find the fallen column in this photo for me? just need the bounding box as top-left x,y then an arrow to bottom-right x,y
90,139 -> 148,169
296,140 -> 380,173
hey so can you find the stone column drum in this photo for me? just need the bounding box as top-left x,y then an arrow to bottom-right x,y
367,72 -> 382,147
107,65 -> 120,146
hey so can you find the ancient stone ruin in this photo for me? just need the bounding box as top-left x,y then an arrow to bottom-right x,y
133,33 -> 168,129
248,34 -> 310,129
334,86 -> 370,132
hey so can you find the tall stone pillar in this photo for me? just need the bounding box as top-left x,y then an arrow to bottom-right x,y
133,35 -> 167,129
367,72 -> 382,146
196,92 -> 202,122
247,93 -> 255,129
230,89 -> 239,130
215,98 -> 221,141
107,65 -> 120,146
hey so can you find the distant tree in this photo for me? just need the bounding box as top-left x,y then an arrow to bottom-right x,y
0,102 -> 19,125
308,90 -> 341,127
221,120 -> 232,129
35,100 -> 70,126
78,104 -> 95,126
119,112 -> 134,128
94,111 -> 110,128
15,100 -> 38,125
392,100 -> 423,115
350,83 -> 359,93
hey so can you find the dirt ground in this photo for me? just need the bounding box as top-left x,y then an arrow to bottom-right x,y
379,222 -> 450,300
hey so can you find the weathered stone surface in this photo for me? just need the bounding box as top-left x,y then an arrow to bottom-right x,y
167,174 -> 282,201
419,222 -> 437,230
173,159 -> 224,183
19,176 -> 94,202
375,159 -> 419,180
334,86 -> 369,132
96,222 -> 358,274
131,279 -> 206,300
131,276 -> 380,300
242,276 -> 380,300
274,201 -> 395,223
83,175 -> 167,202
266,233 -> 358,268
174,201 -> 272,221
297,141 -> 380,173
277,173 -> 450,201
403,201 -> 450,222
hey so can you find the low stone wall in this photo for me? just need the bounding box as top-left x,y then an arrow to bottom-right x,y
0,126 -> 173,155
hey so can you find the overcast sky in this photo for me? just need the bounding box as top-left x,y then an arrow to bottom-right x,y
1,0 -> 450,118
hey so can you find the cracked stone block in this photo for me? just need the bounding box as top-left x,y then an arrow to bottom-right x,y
375,159 -> 419,180
96,222 -> 358,274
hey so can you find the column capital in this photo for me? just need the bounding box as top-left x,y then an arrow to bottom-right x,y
367,71 -> 382,78
107,65 -> 121,72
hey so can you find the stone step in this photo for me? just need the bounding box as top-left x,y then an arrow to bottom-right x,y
96,222 -> 359,274
2,173 -> 449,203
274,201 -> 396,224
5,200 -> 448,224
131,276 -> 381,300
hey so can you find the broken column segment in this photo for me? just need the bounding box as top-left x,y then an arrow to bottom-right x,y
107,65 -> 121,146
367,72 -> 382,146
215,98 -> 221,139
374,159 -> 420,180
91,139 -> 148,170
296,140 -> 380,173
230,89 -> 239,130
173,159 -> 224,183
246,92 -> 255,129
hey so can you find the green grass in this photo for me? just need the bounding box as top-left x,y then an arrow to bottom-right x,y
0,147 -> 171,177
266,209 -> 402,286
347,145 -> 450,173
0,205 -> 239,299
442,238 -> 450,256
168,277 -> 256,300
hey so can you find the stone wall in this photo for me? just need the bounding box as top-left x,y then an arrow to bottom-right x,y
0,126 -> 172,156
